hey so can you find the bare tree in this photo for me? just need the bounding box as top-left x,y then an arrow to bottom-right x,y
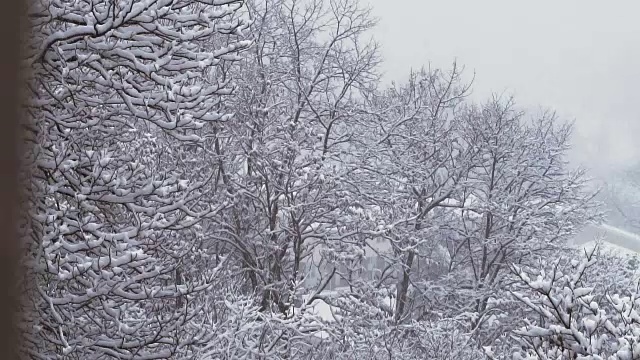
433,97 -> 600,345
201,0 -> 379,357
354,64 -> 473,323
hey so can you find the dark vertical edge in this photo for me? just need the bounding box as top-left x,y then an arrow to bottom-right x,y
0,0 -> 28,358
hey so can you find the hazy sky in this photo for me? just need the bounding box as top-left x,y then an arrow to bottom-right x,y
364,0 -> 640,176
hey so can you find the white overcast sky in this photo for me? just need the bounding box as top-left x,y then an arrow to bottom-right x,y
364,0 -> 640,177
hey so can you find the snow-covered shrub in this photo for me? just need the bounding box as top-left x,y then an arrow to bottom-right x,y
494,247 -> 640,359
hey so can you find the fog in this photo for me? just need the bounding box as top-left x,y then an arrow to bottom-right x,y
364,0 -> 640,177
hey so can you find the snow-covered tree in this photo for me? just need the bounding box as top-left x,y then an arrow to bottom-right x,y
198,0 -> 379,356
22,0 -> 249,358
429,97 -> 600,346
279,64 -> 486,360
353,64 -> 474,323
496,247 -> 640,359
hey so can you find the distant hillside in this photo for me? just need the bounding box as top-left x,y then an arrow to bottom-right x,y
572,223 -> 640,254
